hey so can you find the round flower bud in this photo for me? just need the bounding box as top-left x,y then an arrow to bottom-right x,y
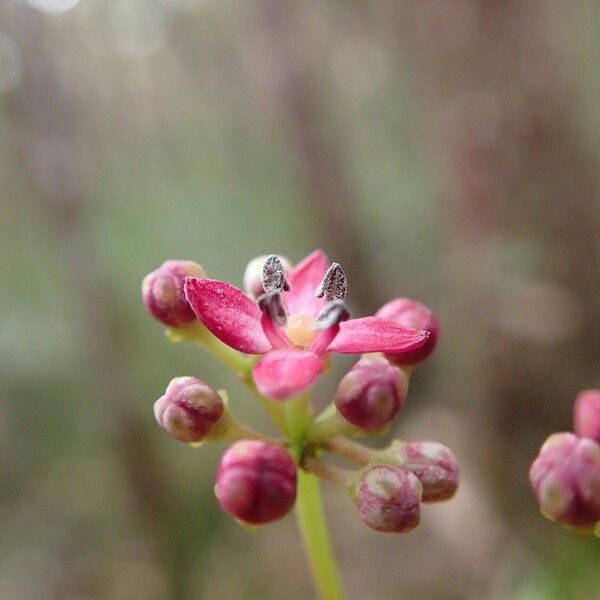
355,466 -> 422,533
334,357 -> 408,431
154,377 -> 224,443
216,440 -> 297,525
243,254 -> 292,299
142,260 -> 205,327
386,441 -> 459,502
376,298 -> 440,366
574,389 -> 600,444
530,432 -> 600,528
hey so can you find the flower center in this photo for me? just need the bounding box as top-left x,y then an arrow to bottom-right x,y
286,314 -> 317,347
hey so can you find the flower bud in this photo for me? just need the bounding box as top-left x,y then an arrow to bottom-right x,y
334,357 -> 408,431
530,432 -> 600,528
243,254 -> 292,299
154,377 -> 224,443
574,389 -> 600,444
375,298 -> 440,366
355,465 -> 422,533
216,440 -> 297,525
385,440 -> 459,502
142,260 -> 205,327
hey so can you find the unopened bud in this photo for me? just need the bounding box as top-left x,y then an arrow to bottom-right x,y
216,440 -> 297,525
530,432 -> 600,528
335,357 -> 408,431
142,260 -> 205,327
384,440 -> 459,502
243,255 -> 292,299
376,298 -> 440,366
154,377 -> 224,443
354,465 -> 422,533
574,389 -> 600,444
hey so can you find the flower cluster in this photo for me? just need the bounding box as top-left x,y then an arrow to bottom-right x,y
143,250 -> 458,533
530,389 -> 600,534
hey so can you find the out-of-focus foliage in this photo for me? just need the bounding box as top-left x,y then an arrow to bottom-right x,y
1,1 -> 600,598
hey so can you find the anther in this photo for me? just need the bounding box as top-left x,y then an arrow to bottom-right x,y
315,263 -> 347,302
258,290 -> 288,327
262,255 -> 291,293
315,299 -> 350,330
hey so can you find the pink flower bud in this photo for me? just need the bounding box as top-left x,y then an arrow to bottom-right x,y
142,260 -> 205,327
375,298 -> 440,366
356,466 -> 422,533
216,440 -> 297,525
334,357 -> 408,431
530,432 -> 600,528
574,389 -> 600,444
154,377 -> 224,443
243,254 -> 292,299
388,441 -> 459,502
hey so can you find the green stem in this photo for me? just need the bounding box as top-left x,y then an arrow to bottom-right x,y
324,437 -> 373,466
285,393 -> 311,449
295,470 -> 344,600
245,381 -> 287,431
166,322 -> 252,374
307,410 -> 356,442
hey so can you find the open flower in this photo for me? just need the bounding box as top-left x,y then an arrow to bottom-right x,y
183,250 -> 429,401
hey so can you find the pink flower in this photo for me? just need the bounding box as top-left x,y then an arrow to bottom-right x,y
216,440 -> 297,524
375,298 -> 440,366
355,465 -> 422,533
530,432 -> 600,528
334,357 -> 408,431
142,260 -> 206,327
154,376 -> 224,443
573,389 -> 600,444
184,250 -> 430,401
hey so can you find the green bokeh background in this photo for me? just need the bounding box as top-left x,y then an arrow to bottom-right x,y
2,1 -> 600,598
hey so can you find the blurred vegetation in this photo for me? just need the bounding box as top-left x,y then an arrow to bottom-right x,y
1,1 -> 600,598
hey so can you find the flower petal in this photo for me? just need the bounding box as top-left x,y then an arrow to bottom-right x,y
327,317 -> 430,355
184,278 -> 272,354
253,350 -> 325,401
284,250 -> 329,317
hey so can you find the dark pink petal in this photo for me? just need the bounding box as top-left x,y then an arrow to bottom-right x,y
284,250 -> 329,317
327,317 -> 430,355
253,350 -> 325,401
184,278 -> 272,354
309,324 -> 340,357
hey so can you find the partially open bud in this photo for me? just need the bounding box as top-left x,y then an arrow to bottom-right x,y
243,255 -> 292,299
376,298 -> 440,366
142,260 -> 205,327
216,440 -> 297,525
383,440 -> 459,502
335,357 -> 408,431
354,465 -> 422,533
530,432 -> 600,528
574,389 -> 600,444
154,377 -> 224,443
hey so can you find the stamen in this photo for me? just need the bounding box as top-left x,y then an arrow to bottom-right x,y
315,299 -> 350,331
257,290 -> 288,326
315,262 -> 347,302
262,254 -> 291,293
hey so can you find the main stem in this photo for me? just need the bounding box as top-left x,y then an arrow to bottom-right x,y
295,469 -> 344,600
284,396 -> 344,600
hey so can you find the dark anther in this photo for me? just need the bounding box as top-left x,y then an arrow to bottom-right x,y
257,290 -> 287,327
315,263 -> 347,302
315,300 -> 350,330
262,254 -> 290,293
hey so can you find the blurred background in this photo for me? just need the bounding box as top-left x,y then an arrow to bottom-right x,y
2,0 -> 600,598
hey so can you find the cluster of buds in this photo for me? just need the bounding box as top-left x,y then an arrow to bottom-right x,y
530,389 -> 600,533
142,251 -> 458,532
